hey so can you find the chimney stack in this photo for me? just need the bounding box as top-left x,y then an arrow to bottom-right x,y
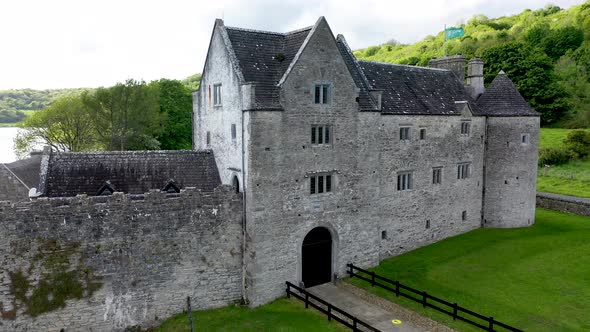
428,55 -> 466,82
467,58 -> 484,99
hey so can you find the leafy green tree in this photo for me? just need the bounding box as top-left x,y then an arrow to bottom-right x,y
555,55 -> 590,127
151,79 -> 193,150
181,74 -> 202,90
481,42 -> 569,124
16,95 -> 97,156
542,26 -> 585,60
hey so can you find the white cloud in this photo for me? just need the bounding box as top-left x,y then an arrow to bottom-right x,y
0,0 -> 582,89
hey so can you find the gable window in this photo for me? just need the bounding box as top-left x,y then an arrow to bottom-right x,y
310,173 -> 333,195
432,167 -> 442,184
420,128 -> 426,140
521,133 -> 530,145
457,162 -> 471,179
231,124 -> 237,141
399,127 -> 411,141
397,171 -> 413,191
213,84 -> 222,106
311,125 -> 331,145
314,84 -> 331,104
460,121 -> 471,136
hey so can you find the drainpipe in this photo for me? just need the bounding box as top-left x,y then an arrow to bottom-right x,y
240,110 -> 248,304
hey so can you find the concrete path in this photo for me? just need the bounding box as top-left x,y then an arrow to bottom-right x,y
307,282 -> 454,332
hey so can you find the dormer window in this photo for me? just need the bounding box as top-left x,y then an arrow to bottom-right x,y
314,84 -> 331,104
213,84 -> 222,106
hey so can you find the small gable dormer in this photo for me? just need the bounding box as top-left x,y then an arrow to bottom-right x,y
96,181 -> 115,196
162,179 -> 181,193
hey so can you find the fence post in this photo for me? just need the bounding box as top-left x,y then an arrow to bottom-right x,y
453,303 -> 458,320
371,271 -> 375,287
488,317 -> 494,331
395,281 -> 400,297
305,292 -> 309,309
327,304 -> 331,321
348,264 -> 353,277
286,282 -> 290,298
187,296 -> 194,332
353,318 -> 358,332
422,291 -> 427,308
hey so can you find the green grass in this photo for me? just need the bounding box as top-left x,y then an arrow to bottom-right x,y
539,128 -> 574,150
153,297 -> 347,332
348,209 -> 590,332
537,158 -> 590,198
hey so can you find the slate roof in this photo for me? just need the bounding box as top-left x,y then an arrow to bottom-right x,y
359,61 -> 478,115
225,26 -> 312,109
3,153 -> 42,189
43,150 -> 221,197
476,71 -> 539,117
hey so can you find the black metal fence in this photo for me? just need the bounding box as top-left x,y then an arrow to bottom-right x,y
286,281 -> 381,332
347,264 -> 523,332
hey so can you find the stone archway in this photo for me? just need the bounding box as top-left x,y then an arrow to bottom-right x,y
302,227 -> 332,288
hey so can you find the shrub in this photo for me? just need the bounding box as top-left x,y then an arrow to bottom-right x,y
364,46 -> 380,57
564,129 -> 590,159
538,147 -> 572,166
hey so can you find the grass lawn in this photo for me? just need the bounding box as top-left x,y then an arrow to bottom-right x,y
537,158 -> 590,198
348,209 -> 590,332
152,297 -> 347,332
539,128 -> 574,150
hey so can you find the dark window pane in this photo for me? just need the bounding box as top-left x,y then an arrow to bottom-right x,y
315,85 -> 321,104
326,175 -> 331,192
325,127 -> 330,144
397,175 -> 401,191
311,127 -> 316,144
310,176 -> 316,194
318,127 -> 323,144
420,129 -> 425,140
323,85 -> 329,104
318,176 -> 324,193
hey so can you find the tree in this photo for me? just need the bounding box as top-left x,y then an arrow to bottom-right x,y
481,42 -> 570,124
16,95 -> 96,156
151,79 -> 193,150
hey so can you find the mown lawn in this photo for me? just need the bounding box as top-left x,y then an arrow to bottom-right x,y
348,209 -> 590,332
152,297 -> 347,332
539,128 -> 573,150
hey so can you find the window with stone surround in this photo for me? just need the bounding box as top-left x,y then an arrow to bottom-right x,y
521,133 -> 530,145
457,162 -> 470,179
432,167 -> 442,184
213,84 -> 222,106
420,128 -> 426,140
400,127 -> 411,141
311,125 -> 331,145
314,84 -> 331,104
460,121 -> 471,136
397,171 -> 413,191
310,173 -> 333,195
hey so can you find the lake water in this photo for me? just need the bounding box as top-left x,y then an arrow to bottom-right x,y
0,127 -> 19,163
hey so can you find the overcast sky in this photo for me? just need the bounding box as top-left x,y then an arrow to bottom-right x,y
0,0 -> 583,90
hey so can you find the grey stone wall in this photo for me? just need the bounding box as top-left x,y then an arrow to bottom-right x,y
0,186 -> 243,331
0,166 -> 29,202
536,192 -> 590,216
483,116 -> 539,228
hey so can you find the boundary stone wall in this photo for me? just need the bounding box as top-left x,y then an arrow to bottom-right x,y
0,186 -> 243,331
536,192 -> 590,217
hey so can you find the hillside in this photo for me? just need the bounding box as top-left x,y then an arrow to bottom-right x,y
354,2 -> 590,127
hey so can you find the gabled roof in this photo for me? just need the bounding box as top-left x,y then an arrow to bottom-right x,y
3,153 -> 42,189
225,24 -> 312,109
476,71 -> 539,117
42,150 -> 221,197
359,61 -> 478,115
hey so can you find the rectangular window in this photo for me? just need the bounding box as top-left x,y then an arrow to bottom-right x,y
314,84 -> 331,104
311,125 -> 331,145
460,121 -> 471,135
457,163 -> 471,179
521,133 -> 530,145
420,128 -> 426,140
432,167 -> 442,184
397,172 -> 413,191
231,124 -> 236,140
310,174 -> 333,195
400,127 -> 411,141
213,84 -> 222,106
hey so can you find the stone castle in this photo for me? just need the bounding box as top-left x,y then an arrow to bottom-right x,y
0,17 -> 538,331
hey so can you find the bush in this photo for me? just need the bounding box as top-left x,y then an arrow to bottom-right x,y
538,147 -> 573,166
564,129 -> 590,158
364,46 -> 380,57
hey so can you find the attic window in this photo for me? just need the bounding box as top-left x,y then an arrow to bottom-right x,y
275,53 -> 285,62
314,84 -> 331,104
162,180 -> 180,193
96,181 -> 115,196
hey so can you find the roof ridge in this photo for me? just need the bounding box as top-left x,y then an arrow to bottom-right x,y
225,25 -> 312,36
359,60 -> 451,72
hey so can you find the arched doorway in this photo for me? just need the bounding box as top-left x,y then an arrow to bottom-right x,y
232,176 -> 240,193
302,227 -> 332,288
